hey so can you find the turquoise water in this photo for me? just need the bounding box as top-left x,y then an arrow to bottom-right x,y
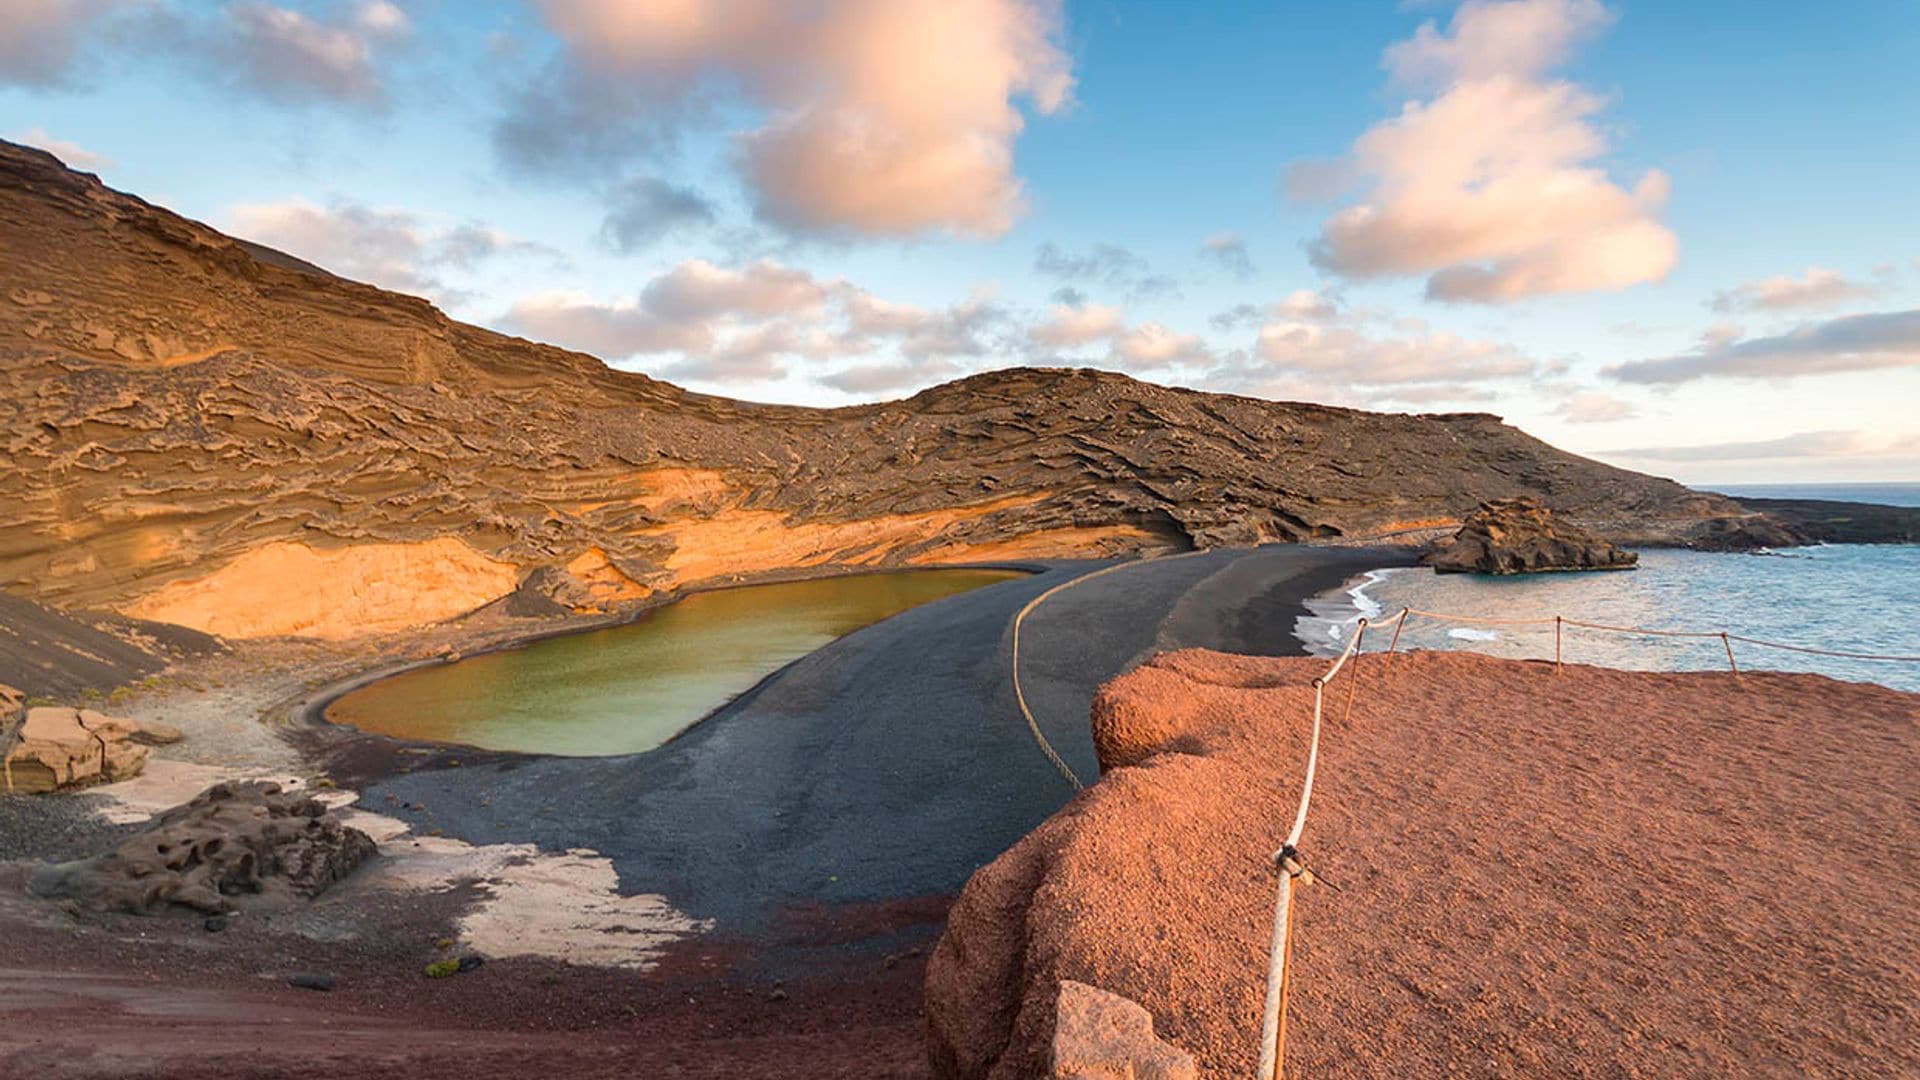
1298,545 -> 1920,693
327,568 -> 1026,756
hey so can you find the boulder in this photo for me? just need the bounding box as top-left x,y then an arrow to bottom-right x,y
1424,497 -> 1636,575
2,705 -> 149,794
1051,981 -> 1197,1080
30,780 -> 377,914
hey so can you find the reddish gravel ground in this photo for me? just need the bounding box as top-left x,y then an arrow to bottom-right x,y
0,884 -> 938,1079
928,651 -> 1920,1078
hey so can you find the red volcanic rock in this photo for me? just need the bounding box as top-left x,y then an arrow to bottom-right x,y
925,650 -> 1920,1078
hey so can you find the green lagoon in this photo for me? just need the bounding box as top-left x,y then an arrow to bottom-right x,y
324,568 -> 1025,756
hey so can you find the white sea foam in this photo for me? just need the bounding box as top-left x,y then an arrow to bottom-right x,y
1448,628 -> 1500,642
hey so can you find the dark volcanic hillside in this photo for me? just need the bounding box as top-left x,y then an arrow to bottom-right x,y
1,140 -> 1739,640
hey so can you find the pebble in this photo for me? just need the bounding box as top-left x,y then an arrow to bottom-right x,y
288,972 -> 336,992
203,915 -> 229,933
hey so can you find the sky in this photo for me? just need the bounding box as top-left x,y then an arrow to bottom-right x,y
4,0 -> 1918,486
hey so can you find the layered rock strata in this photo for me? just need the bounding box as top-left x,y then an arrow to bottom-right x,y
2,140 -> 1764,640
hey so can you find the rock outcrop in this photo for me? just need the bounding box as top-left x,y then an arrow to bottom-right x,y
30,780 -> 376,914
1424,496 -> 1637,574
1684,514 -> 1813,552
1,705 -> 150,794
1729,496 -> 1920,545
0,139 -> 1765,641
924,650 -> 1920,1078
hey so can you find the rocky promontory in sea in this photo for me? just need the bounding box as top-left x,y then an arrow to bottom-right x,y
1424,497 -> 1638,574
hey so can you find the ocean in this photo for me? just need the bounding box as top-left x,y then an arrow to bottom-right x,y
1297,483 -> 1920,693
1708,482 -> 1920,508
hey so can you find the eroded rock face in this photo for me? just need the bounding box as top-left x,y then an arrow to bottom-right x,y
0,139 -> 1752,640
30,780 -> 376,914
1424,496 -> 1638,574
2,706 -> 149,794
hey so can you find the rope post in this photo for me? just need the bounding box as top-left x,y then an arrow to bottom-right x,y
1338,619 -> 1368,722
1722,632 -> 1740,677
1258,846 -> 1310,1080
1386,609 -> 1409,653
1554,615 -> 1563,673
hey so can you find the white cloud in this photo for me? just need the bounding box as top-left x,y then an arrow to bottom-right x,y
1606,309 -> 1920,384
355,1 -> 408,39
1556,389 -> 1637,423
1275,288 -> 1338,322
501,260 -> 1008,392
9,126 -> 114,171
1250,319 -> 1534,385
224,198 -> 552,303
1203,291 -> 1537,407
1710,266 -> 1879,313
217,2 -> 405,105
1300,0 -> 1675,303
505,0 -> 1073,239
1024,301 -> 1208,371
1604,430 -> 1920,463
0,0 -> 135,87
1028,302 -> 1124,348
1111,322 -> 1209,369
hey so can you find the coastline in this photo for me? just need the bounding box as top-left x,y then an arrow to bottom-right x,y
1289,543 -> 1920,692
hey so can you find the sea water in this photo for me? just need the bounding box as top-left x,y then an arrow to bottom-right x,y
1298,543 -> 1920,694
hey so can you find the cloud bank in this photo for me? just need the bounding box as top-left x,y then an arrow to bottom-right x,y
1607,308 -> 1920,384
1300,0 -> 1675,303
1710,266 -> 1879,313
505,0 -> 1073,239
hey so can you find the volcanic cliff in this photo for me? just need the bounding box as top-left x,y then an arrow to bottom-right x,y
2,140 -> 1744,640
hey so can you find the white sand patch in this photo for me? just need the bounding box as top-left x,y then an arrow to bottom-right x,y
92,773 -> 708,971
362,818 -> 711,970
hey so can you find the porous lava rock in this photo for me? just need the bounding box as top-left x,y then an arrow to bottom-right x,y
1424,496 -> 1637,574
924,650 -> 1920,1077
30,780 -> 376,914
2,706 -> 149,794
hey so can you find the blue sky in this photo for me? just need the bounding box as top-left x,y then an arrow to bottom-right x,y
4,0 -> 1917,484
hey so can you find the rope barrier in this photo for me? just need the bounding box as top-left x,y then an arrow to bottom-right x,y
1010,549 -> 1216,791
1258,617 -> 1364,1080
1384,607 -> 1920,663
1256,599 -> 1918,1078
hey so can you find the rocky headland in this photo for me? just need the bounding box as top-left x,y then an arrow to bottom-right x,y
1,138 -> 1800,658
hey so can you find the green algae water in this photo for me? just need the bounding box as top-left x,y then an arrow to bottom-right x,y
325,568 -> 1025,756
